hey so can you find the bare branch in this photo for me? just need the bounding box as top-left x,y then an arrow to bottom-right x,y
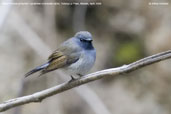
0,50 -> 171,112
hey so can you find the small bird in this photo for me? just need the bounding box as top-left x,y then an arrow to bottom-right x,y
25,31 -> 96,81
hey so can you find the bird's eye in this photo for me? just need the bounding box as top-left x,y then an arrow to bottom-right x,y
80,38 -> 86,42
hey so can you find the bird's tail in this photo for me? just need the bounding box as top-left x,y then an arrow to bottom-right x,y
25,62 -> 50,77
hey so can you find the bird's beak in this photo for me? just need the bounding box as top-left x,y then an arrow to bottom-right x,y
87,39 -> 93,42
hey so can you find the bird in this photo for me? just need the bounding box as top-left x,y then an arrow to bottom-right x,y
25,31 -> 96,81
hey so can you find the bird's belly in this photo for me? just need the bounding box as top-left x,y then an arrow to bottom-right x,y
64,54 -> 95,76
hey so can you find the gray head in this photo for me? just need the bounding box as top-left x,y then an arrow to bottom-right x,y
74,31 -> 94,50
75,31 -> 93,41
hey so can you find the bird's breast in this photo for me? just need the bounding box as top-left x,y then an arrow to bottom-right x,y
65,50 -> 96,76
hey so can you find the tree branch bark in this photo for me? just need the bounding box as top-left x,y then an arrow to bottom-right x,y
0,50 -> 171,112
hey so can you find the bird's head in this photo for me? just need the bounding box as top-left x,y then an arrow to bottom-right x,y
74,31 -> 94,50
75,31 -> 93,42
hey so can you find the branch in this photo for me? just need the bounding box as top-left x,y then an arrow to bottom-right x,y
0,50 -> 171,112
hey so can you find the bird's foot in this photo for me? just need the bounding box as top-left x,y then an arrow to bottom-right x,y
68,75 -> 77,83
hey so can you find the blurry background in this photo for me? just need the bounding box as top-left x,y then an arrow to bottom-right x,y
0,0 -> 171,114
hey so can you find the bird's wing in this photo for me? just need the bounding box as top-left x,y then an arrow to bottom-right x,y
48,50 -> 64,60
45,52 -> 67,72
42,46 -> 80,73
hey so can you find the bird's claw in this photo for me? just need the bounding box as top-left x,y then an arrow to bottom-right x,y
68,75 -> 76,83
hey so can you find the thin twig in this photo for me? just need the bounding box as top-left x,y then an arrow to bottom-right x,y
0,50 -> 171,112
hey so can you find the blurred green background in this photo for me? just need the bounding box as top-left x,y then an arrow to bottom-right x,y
0,0 -> 171,114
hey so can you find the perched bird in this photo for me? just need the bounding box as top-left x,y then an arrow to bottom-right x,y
25,31 -> 96,80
